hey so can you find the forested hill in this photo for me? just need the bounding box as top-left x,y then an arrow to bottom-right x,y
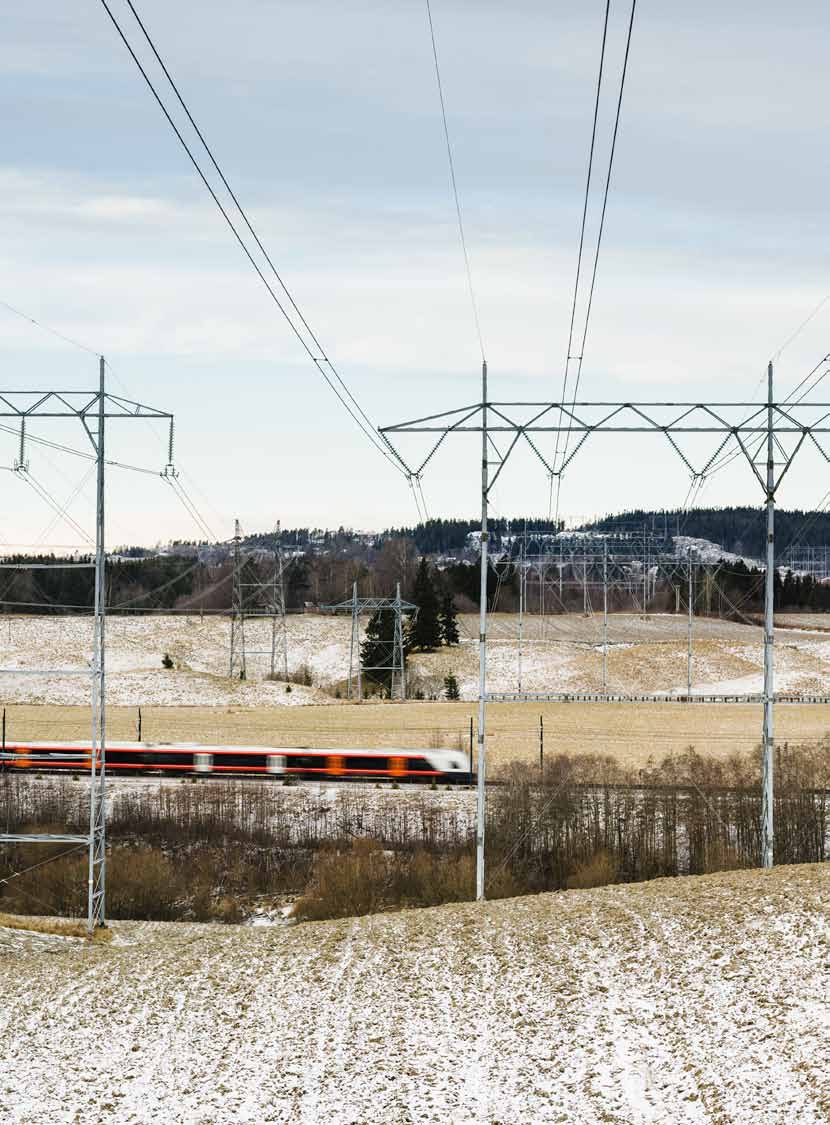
116,507 -> 829,561
383,508 -> 829,558
582,508 -> 830,560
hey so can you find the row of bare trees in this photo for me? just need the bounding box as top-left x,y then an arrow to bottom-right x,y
1,741 -> 828,921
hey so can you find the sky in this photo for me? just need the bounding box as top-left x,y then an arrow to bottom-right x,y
1,0 -> 829,548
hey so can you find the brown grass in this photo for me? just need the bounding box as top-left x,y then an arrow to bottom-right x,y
0,911 -> 113,941
565,850 -> 619,890
4,699 -> 830,772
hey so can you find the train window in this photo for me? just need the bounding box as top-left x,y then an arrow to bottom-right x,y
212,753 -> 266,769
286,755 -> 324,770
406,758 -> 432,772
346,757 -> 388,772
108,750 -> 141,765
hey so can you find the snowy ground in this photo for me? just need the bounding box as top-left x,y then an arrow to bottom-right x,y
1,862 -> 828,1123
3,611 -> 830,707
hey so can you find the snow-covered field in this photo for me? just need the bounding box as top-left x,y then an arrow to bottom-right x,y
1,862 -> 828,1123
3,611 -> 830,706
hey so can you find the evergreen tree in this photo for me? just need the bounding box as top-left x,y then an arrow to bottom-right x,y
360,609 -> 408,693
439,590 -> 460,646
410,557 -> 442,651
444,673 -> 460,700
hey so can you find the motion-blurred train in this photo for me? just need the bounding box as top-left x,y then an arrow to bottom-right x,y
0,741 -> 472,784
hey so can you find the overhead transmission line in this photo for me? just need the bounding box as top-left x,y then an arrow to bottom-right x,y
425,0 -> 485,363
689,296 -> 830,488
694,350 -> 830,485
0,298 -> 224,542
552,0 -> 638,522
98,0 -> 407,482
552,0 -> 611,488
0,299 -> 99,357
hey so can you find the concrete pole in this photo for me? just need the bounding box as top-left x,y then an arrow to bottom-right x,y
476,360 -> 489,901
761,360 -> 775,868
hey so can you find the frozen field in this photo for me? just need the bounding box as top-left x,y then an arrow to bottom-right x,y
1,862 -> 828,1123
2,610 -> 830,706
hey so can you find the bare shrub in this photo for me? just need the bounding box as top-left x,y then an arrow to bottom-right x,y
565,850 -> 618,890
3,737 -> 830,925
287,664 -> 313,687
295,839 -> 388,922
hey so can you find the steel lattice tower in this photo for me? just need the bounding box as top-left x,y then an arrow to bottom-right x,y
328,582 -> 416,700
229,520 -> 289,681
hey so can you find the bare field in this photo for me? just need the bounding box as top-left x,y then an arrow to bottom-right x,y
5,698 -> 830,771
1,863 -> 828,1123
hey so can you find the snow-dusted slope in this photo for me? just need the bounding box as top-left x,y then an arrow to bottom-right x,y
1,863 -> 828,1123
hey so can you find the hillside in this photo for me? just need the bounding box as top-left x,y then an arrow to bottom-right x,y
1,863 -> 828,1123
3,610 -> 830,707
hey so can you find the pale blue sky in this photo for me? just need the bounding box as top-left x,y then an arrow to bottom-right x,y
1,1 -> 828,547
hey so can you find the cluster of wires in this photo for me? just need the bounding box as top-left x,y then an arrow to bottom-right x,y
551,0 -> 637,522
98,0 -> 407,487
0,301 -> 220,546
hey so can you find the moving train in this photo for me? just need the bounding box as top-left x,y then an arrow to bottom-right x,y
0,741 -> 472,784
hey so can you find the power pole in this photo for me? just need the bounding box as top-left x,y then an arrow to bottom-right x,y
229,521 -> 289,681
327,585 -> 416,701
642,525 -> 649,618
270,526 -> 289,682
517,527 -> 525,694
602,540 -> 608,695
762,361 -> 775,868
582,555 -> 588,616
687,547 -> 693,697
381,386 -> 830,875
476,359 -> 488,902
229,519 -> 245,680
0,367 -> 174,932
393,581 -> 407,700
88,356 -> 107,931
348,581 -> 359,700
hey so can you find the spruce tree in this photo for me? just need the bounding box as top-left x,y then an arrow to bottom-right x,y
439,590 -> 459,646
444,673 -> 460,700
410,557 -> 442,651
360,609 -> 396,694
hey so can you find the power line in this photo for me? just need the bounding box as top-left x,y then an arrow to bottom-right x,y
424,0 -> 485,362
552,0 -> 611,483
556,0 -> 638,499
0,300 -> 99,357
98,0 -> 406,478
165,475 -> 216,543
773,293 -> 830,362
16,470 -> 93,545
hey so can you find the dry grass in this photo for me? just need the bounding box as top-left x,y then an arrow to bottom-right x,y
5,698 -> 830,772
0,911 -> 112,941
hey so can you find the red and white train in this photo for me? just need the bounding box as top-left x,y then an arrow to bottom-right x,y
0,741 -> 472,784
